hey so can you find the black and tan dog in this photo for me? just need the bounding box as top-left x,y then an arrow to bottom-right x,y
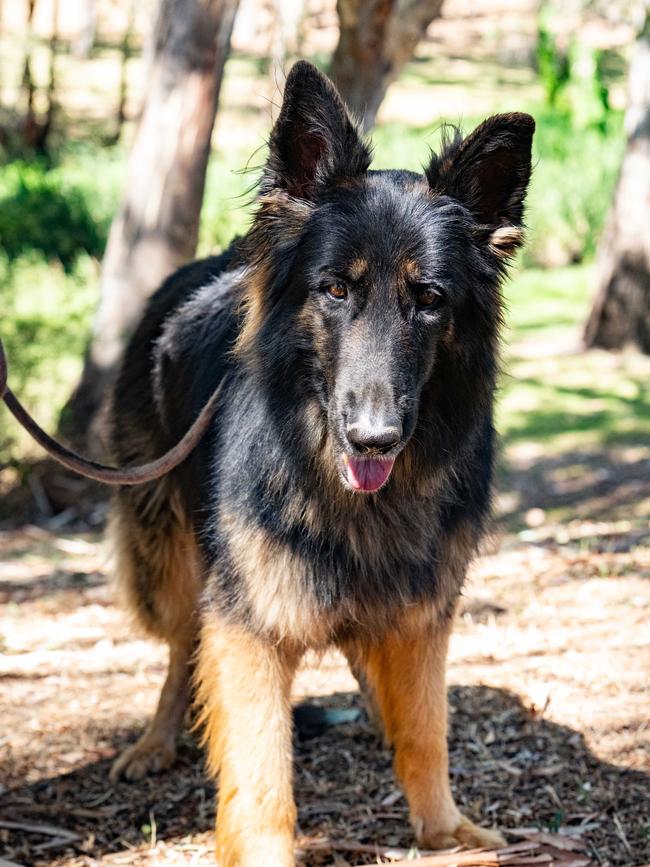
107,60 -> 534,866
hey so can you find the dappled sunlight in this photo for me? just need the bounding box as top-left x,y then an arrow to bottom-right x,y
498,266 -> 650,510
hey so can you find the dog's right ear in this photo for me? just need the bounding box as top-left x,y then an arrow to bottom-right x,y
425,113 -> 535,257
263,60 -> 371,201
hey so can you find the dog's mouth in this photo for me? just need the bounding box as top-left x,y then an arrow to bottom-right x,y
339,453 -> 396,493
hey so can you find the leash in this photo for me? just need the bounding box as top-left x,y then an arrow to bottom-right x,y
0,336 -> 223,486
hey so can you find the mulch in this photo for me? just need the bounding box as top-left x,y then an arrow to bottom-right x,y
1,685 -> 648,866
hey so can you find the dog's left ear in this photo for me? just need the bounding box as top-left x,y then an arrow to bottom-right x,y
426,113 -> 535,256
264,60 -> 371,201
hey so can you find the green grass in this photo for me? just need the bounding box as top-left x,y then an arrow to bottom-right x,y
503,264 -> 592,337
498,265 -> 650,454
500,350 -> 650,451
199,153 -> 258,254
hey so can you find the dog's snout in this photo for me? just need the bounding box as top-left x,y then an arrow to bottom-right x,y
346,421 -> 402,455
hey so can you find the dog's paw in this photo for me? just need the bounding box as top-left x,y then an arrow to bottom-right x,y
109,736 -> 176,783
419,815 -> 505,851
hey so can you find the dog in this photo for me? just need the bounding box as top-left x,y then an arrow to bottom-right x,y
107,59 -> 534,866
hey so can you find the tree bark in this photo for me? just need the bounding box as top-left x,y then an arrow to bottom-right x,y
329,0 -> 445,133
61,0 -> 239,451
584,16 -> 650,354
72,0 -> 96,58
110,0 -> 136,146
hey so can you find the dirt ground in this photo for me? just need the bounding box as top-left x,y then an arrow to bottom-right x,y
1,434 -> 649,867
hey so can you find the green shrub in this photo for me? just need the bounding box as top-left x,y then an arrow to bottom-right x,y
0,161 -> 107,270
198,151 -> 259,254
0,252 -> 97,463
523,108 -> 624,267
536,9 -> 570,107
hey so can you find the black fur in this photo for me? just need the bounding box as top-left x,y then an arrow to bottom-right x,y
110,60 -> 534,644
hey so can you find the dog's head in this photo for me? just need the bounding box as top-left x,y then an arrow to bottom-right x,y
239,61 -> 534,494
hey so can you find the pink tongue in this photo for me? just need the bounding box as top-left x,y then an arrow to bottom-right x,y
345,456 -> 395,492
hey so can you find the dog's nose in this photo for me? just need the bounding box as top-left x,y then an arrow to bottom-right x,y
346,421 -> 402,455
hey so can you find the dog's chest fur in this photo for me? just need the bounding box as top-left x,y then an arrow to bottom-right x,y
200,444 -> 474,647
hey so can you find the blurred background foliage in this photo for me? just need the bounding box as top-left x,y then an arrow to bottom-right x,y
0,0 -> 646,494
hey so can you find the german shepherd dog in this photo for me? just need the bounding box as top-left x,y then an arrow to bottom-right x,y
108,60 -> 534,865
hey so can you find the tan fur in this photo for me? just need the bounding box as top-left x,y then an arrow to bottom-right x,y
234,193 -> 314,360
219,506 -> 334,646
342,606 -> 504,851
195,619 -> 302,867
256,190 -> 315,225
489,224 -> 525,258
111,474 -> 497,855
346,257 -> 368,281
110,484 -> 202,641
110,382 -> 494,854
219,496 -> 472,647
389,447 -> 445,497
232,261 -> 272,361
403,258 -> 422,282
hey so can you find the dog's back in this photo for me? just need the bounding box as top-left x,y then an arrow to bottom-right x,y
108,251 -> 238,644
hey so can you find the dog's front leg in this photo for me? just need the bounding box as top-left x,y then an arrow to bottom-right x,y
196,618 -> 301,867
346,610 -> 505,852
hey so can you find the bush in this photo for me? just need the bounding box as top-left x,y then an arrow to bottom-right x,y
523,108 -> 624,267
0,161 -> 107,270
198,152 -> 259,254
0,252 -> 97,464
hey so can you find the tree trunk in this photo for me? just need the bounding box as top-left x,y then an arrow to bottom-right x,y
40,0 -> 60,155
72,0 -> 96,58
109,0 -> 136,146
584,16 -> 650,354
61,0 -> 239,451
20,0 -> 39,150
329,0 -> 445,133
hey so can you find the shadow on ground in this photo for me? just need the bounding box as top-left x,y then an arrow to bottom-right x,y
1,686 -> 648,866
497,447 -> 650,532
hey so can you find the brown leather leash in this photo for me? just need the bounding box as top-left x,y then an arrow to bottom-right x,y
0,336 -> 223,486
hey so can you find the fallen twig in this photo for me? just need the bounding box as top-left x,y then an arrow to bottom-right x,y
386,841 -> 547,866
0,819 -> 80,855
508,829 -> 588,852
0,819 -> 79,841
298,837 -> 432,860
298,839 -> 546,865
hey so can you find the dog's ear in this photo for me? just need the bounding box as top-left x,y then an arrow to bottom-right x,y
264,60 -> 371,200
426,113 -> 535,256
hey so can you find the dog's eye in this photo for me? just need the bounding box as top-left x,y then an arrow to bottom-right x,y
414,284 -> 442,309
326,283 -> 348,301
